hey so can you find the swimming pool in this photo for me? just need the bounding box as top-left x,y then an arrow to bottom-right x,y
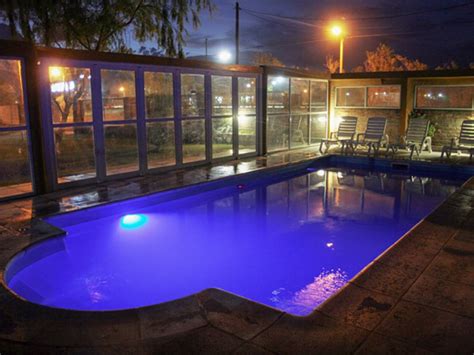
5,165 -> 464,316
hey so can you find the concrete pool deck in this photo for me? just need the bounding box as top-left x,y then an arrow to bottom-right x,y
0,148 -> 473,353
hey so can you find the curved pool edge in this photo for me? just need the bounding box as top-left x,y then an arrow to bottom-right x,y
0,161 -> 472,352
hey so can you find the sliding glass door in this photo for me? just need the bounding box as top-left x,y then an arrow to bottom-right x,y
42,61 -> 259,189
0,58 -> 33,199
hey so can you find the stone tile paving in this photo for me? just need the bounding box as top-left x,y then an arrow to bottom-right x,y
0,147 -> 473,353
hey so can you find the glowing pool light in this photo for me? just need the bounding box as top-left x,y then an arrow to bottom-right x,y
120,214 -> 148,229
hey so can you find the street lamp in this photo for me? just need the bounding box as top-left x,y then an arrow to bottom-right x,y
330,24 -> 345,73
217,50 -> 232,63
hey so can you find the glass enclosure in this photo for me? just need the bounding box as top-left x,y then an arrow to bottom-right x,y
42,63 -> 259,187
0,58 -> 32,198
267,75 -> 328,152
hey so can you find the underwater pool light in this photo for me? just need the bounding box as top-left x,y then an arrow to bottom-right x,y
120,214 -> 148,229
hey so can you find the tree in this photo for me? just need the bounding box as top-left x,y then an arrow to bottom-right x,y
0,0 -> 214,57
435,60 -> 459,70
361,43 -> 428,72
251,52 -> 284,67
324,54 -> 339,73
50,69 -> 87,124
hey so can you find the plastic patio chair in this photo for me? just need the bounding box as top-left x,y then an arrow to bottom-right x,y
347,117 -> 388,157
319,116 -> 358,154
441,120 -> 474,162
386,117 -> 430,160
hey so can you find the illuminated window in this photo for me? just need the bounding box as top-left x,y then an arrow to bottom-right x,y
416,86 -> 474,109
335,87 -> 365,107
367,86 -> 401,108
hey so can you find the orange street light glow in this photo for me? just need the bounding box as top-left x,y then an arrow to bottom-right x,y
331,25 -> 343,37
49,67 -> 62,78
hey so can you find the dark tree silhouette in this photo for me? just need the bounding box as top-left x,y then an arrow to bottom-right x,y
0,0 -> 214,57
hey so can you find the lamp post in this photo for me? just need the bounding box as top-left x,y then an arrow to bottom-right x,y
331,25 -> 345,73
217,50 -> 232,63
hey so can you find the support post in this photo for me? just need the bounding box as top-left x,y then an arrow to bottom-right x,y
235,2 -> 240,64
339,38 -> 344,73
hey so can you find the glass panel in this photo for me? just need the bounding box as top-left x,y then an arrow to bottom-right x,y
54,126 -> 95,182
290,115 -> 309,147
416,86 -> 474,109
104,124 -> 138,175
49,67 -> 92,124
310,113 -> 327,143
238,77 -> 256,115
0,131 -> 32,197
181,74 -> 205,117
0,59 -> 25,127
290,78 -> 309,113
238,115 -> 256,155
267,76 -> 289,113
182,119 -> 205,163
212,117 -> 233,158
144,72 -> 173,118
212,76 -> 232,116
336,87 -> 365,107
267,115 -> 289,152
101,70 -> 136,121
311,81 -> 328,111
367,86 -> 401,108
147,121 -> 175,168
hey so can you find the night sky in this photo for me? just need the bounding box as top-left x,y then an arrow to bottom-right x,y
184,0 -> 474,70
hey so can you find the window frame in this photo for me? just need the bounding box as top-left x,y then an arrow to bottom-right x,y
335,85 -> 401,109
38,58 -> 261,192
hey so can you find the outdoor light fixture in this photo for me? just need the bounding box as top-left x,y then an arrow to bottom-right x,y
120,214 -> 148,229
49,67 -> 62,78
329,24 -> 346,73
331,25 -> 343,37
271,76 -> 285,86
217,50 -> 232,63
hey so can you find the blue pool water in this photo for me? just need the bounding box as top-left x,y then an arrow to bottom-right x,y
6,167 -> 463,315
